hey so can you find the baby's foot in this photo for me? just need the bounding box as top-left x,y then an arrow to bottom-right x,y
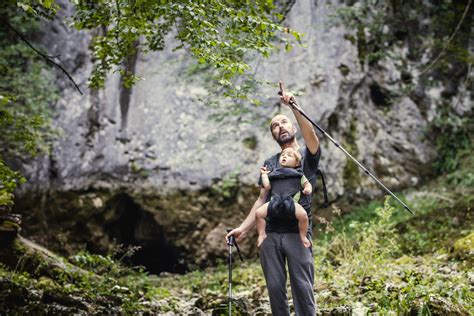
257,234 -> 267,248
301,235 -> 311,248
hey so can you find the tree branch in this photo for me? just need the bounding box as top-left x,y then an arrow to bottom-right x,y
419,0 -> 472,76
4,21 -> 84,95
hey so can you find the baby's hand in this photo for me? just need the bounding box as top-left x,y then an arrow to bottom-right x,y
302,181 -> 312,195
260,166 -> 270,175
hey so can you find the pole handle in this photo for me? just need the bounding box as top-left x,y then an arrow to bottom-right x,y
226,229 -> 244,261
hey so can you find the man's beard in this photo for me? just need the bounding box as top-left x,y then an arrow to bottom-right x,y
276,131 -> 295,145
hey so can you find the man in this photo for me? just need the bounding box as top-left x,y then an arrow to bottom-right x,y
226,84 -> 321,315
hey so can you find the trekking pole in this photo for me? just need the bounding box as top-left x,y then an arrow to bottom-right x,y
278,81 -> 414,215
226,230 -> 244,316
228,235 -> 233,316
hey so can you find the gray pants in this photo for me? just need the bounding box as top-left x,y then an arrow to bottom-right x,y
259,232 -> 315,316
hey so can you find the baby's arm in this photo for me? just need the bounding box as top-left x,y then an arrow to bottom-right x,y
260,166 -> 271,191
301,175 -> 312,195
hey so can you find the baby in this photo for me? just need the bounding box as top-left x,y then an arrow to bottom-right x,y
255,147 -> 312,248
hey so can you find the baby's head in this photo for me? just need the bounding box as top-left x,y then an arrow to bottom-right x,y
279,148 -> 302,168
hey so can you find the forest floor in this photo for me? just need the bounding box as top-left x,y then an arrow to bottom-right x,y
0,150 -> 473,314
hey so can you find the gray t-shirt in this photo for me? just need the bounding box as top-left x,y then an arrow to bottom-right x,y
258,147 -> 322,234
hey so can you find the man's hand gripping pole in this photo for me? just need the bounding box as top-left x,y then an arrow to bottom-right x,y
226,230 -> 244,261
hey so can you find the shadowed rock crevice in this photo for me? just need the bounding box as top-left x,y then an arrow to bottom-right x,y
119,41 -> 139,131
102,192 -> 186,274
369,83 -> 391,108
85,88 -> 101,145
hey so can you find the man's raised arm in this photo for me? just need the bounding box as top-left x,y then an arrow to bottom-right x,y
279,82 -> 320,154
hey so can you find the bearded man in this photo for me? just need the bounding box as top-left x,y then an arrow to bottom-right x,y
227,87 -> 321,315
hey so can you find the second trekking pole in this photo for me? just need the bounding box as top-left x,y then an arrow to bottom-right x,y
228,235 -> 233,316
226,231 -> 243,316
278,81 -> 414,214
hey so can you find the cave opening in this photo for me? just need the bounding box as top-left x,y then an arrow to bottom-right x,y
103,193 -> 186,274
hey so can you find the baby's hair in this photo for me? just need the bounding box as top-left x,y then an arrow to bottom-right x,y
282,147 -> 302,166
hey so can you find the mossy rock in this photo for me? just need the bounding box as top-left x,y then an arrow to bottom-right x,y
37,276 -> 59,290
318,305 -> 352,316
210,296 -> 251,315
0,279 -> 35,308
41,290 -> 90,311
410,296 -> 469,315
395,255 -> 417,265
453,232 -> 474,259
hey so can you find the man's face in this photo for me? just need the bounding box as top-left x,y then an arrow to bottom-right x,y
270,115 -> 296,145
279,148 -> 299,168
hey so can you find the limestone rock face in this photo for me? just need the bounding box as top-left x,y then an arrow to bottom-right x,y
20,0 -> 450,196
14,0 -> 472,270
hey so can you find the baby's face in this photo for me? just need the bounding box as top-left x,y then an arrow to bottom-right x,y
279,149 -> 299,168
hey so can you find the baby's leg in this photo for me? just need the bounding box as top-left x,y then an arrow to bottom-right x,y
294,203 -> 311,248
255,202 -> 269,247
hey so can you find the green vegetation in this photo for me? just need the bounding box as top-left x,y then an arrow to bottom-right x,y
0,5 -> 59,206
327,145 -> 473,253
242,135 -> 258,150
73,0 -> 301,94
314,199 -> 471,314
4,1 -> 301,91
211,169 -> 241,200
429,105 -> 473,174
331,0 -> 473,69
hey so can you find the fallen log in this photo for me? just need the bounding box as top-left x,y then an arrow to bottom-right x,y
0,213 -> 99,282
